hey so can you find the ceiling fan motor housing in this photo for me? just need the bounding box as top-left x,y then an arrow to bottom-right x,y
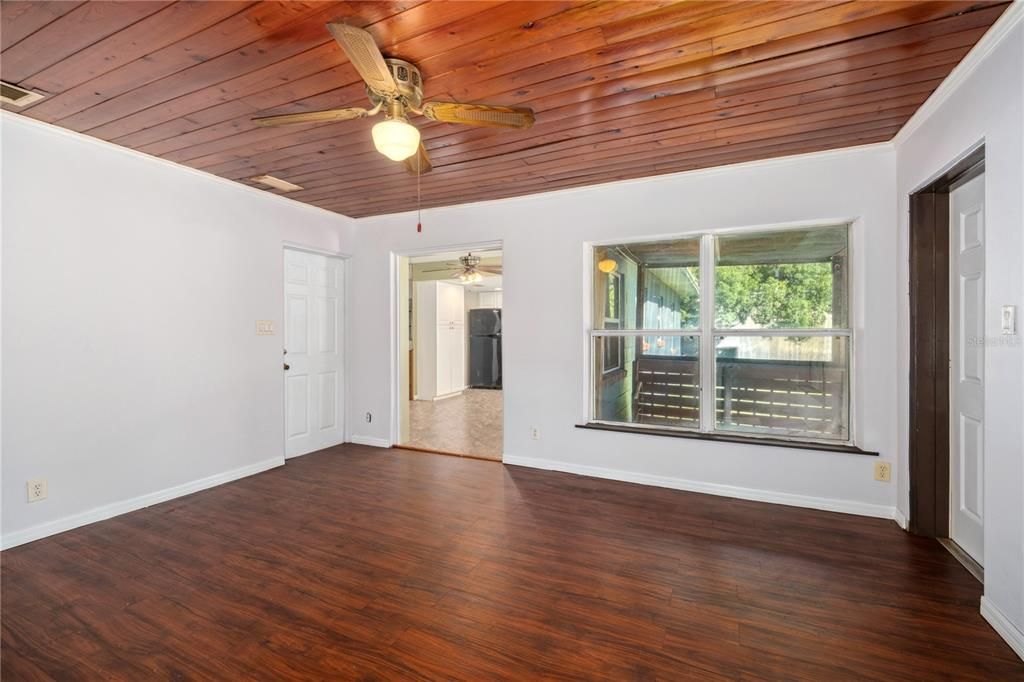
372,58 -> 423,108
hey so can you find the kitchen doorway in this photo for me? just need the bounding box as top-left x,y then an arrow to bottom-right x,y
394,246 -> 503,460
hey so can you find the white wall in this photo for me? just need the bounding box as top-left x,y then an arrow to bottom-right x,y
0,114 -> 356,547
348,144 -> 901,518
895,11 -> 1024,651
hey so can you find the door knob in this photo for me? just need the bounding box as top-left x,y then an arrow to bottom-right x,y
283,363 -> 290,371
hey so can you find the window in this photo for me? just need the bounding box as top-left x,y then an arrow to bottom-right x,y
590,225 -> 851,443
602,271 -> 623,373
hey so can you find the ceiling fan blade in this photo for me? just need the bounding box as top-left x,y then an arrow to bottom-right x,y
421,102 -> 535,129
404,142 -> 433,175
326,23 -> 398,96
252,107 -> 369,127
477,266 -> 503,275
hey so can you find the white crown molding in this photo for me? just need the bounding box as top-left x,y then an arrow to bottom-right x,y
0,110 -> 357,222
349,435 -> 392,448
892,0 -> 1024,147
503,454 -> 900,522
981,596 -> 1024,661
1,457 -> 284,551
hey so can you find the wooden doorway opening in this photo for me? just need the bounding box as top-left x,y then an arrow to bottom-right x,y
908,144 -> 985,579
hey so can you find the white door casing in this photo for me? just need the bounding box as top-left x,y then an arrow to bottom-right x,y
284,249 -> 345,458
949,173 -> 985,566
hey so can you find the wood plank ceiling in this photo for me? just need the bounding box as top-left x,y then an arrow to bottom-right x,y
1,1 -> 1009,218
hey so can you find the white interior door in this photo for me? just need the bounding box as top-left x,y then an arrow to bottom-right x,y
284,249 -> 345,458
950,173 -> 985,566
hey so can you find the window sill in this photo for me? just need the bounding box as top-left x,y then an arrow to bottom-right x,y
575,423 -> 878,456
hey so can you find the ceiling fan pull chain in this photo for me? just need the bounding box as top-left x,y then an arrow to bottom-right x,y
416,153 -> 423,233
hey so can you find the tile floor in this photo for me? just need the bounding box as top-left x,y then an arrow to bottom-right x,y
405,389 -> 503,460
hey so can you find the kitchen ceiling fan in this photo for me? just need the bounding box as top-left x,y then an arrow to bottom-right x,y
252,23 -> 535,174
423,253 -> 502,283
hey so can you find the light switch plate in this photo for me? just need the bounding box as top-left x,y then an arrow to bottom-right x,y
1001,305 -> 1016,335
256,320 -> 275,336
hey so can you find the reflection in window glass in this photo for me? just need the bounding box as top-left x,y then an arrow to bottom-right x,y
715,226 -> 847,329
593,239 -> 700,331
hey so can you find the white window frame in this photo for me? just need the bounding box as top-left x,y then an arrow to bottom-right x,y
586,222 -> 855,447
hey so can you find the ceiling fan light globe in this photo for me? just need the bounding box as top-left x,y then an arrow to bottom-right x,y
372,118 -> 420,161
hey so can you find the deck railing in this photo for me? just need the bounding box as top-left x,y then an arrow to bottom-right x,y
634,356 -> 846,437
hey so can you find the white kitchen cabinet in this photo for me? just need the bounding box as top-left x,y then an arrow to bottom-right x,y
476,291 -> 503,308
415,281 -> 466,400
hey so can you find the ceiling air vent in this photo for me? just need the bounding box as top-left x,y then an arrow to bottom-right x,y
250,174 -> 303,193
0,81 -> 45,107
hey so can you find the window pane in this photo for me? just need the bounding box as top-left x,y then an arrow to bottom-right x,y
714,336 -> 849,440
715,226 -> 848,329
594,238 -> 700,330
593,334 -> 699,429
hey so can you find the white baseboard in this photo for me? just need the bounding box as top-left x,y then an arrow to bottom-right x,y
981,596 -> 1024,661
1,457 -> 284,551
349,435 -> 392,448
893,507 -> 908,529
502,455 -> 899,521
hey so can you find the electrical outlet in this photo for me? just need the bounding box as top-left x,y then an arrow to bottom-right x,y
531,426 -> 540,440
27,479 -> 47,502
874,461 -> 891,482
366,412 -> 373,423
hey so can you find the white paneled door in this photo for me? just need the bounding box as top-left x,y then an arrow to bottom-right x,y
284,249 -> 344,458
950,173 -> 985,566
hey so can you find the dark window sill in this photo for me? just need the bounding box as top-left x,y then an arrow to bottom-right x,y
576,423 -> 879,456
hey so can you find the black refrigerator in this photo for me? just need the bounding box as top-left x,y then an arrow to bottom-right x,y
468,308 -> 502,389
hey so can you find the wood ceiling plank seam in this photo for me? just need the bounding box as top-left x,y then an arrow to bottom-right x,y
100,3 -> 557,143
376,27 -> 975,156
0,1 -> 85,53
284,98 -> 925,199
376,1 -> 584,67
54,1 -> 373,132
442,3 -> 1005,112
602,1 -> 852,50
195,46 -> 962,179
411,1 -> 680,85
75,0 -> 499,139
126,78 -> 367,155
0,1 -> 173,85
102,1 -> 545,148
508,14 -> 967,115
119,6 -> 999,176
331,127 -> 901,215
15,1 -> 356,123
283,89 -> 933,190
710,28 -> 987,97
17,1 -> 255,95
311,99 -> 921,187
708,0 -> 995,56
596,0 -> 781,45
420,1 -> 898,102
288,111 -> 916,203
420,47 -> 969,163
87,40 -> 354,140
117,78 -> 371,151
338,137 -> 899,216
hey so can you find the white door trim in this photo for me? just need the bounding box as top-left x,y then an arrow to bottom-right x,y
389,240 -> 504,451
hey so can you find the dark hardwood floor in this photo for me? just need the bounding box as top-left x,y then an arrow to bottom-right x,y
2,445 -> 1021,680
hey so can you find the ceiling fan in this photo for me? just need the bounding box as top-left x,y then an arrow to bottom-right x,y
423,253 -> 502,283
252,23 -> 536,174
